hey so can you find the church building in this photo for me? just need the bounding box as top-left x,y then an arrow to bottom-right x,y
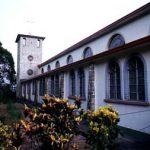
16,3 -> 150,134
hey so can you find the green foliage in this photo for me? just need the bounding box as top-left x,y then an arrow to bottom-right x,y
0,42 -> 16,103
0,121 -> 12,149
7,101 -> 22,122
0,121 -> 24,150
0,97 -> 120,150
83,105 -> 120,150
19,95 -> 82,149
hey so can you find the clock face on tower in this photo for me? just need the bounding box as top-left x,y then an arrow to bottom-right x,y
28,55 -> 33,61
27,69 -> 33,75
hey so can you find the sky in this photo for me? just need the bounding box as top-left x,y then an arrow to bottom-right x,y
0,0 -> 149,70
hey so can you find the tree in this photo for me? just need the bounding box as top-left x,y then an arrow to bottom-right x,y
0,42 -> 16,102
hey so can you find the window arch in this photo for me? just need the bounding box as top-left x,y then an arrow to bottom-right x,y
41,68 -> 44,74
109,34 -> 125,49
69,70 -> 76,96
78,68 -> 85,97
67,55 -> 73,64
83,47 -> 93,58
108,61 -> 121,99
128,56 -> 145,100
55,61 -> 60,68
47,65 -> 51,71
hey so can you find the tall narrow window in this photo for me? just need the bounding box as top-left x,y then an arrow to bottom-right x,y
51,75 -> 55,96
32,80 -> 36,94
83,47 -> 93,58
78,69 -> 85,97
109,61 -> 121,99
128,56 -> 145,100
67,55 -> 73,64
23,38 -> 26,46
24,83 -> 26,97
37,39 -> 40,47
55,74 -> 59,97
39,78 -> 45,96
69,71 -> 76,96
109,34 -> 125,49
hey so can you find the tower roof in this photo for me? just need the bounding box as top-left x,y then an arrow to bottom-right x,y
15,34 -> 45,43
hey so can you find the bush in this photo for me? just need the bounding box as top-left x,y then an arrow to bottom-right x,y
83,105 -> 120,150
19,95 -> 82,149
0,121 -> 12,149
0,121 -> 24,150
0,96 -> 120,150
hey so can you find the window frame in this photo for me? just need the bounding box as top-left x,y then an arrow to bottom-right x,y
78,68 -> 85,97
109,34 -> 125,49
128,56 -> 145,101
69,70 -> 76,96
108,61 -> 121,99
55,61 -> 60,68
83,47 -> 93,59
67,55 -> 73,64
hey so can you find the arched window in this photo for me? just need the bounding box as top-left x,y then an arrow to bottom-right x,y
108,61 -> 121,99
128,56 -> 145,100
51,75 -> 55,95
67,55 -> 73,64
47,65 -> 51,71
56,61 -> 60,68
55,74 -> 60,97
83,47 -> 93,58
41,68 -> 44,74
69,70 -> 76,96
109,34 -> 125,49
39,78 -> 45,96
78,68 -> 85,97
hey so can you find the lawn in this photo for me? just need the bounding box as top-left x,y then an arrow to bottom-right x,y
0,102 -> 24,124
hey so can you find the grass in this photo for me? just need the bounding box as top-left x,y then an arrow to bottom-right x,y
0,101 -> 24,124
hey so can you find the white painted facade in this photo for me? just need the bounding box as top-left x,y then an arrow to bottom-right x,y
16,3 -> 150,134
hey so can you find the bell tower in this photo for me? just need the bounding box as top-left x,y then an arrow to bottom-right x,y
15,34 -> 45,97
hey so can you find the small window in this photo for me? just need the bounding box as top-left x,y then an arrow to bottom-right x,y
83,47 -> 93,58
41,68 -> 44,74
47,65 -> 51,71
56,61 -> 60,68
67,55 -> 73,64
23,38 -> 26,46
109,34 -> 125,49
37,39 -> 40,47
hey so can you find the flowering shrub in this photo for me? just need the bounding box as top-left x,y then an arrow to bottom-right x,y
0,121 -> 12,149
20,95 -> 82,149
0,97 -> 120,150
83,105 -> 120,150
0,122 -> 23,150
